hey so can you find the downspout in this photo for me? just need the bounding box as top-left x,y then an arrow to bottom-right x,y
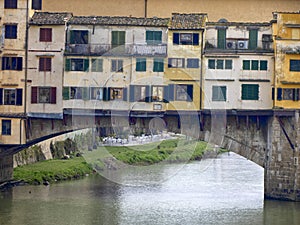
200,28 -> 204,111
144,0 -> 148,18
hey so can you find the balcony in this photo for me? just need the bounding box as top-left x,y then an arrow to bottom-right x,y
65,43 -> 167,57
204,38 -> 274,54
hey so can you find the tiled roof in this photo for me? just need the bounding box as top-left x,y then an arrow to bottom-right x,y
169,13 -> 207,30
68,16 -> 169,27
207,21 -> 271,26
30,12 -> 73,25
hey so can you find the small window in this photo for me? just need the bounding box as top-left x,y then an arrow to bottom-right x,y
133,86 -> 147,102
251,60 -> 259,70
146,31 -> 162,45
208,59 -> 215,69
2,57 -> 22,70
243,60 -> 268,71
225,60 -> 232,69
216,60 -> 224,69
136,58 -> 146,72
31,87 -> 56,104
152,86 -> 163,102
168,58 -> 184,68
111,31 -> 125,48
65,58 -> 89,72
208,59 -> 232,70
260,60 -> 268,71
283,88 -> 294,100
38,87 -> 51,103
2,120 -> 11,136
111,59 -> 123,72
153,58 -> 164,72
110,88 -> 123,100
91,59 -> 103,72
243,60 -> 251,70
90,87 -> 103,100
173,33 -> 199,45
175,84 -> 193,101
187,58 -> 199,68
5,24 -> 17,39
32,0 -> 42,10
4,0 -> 17,9
70,30 -> 88,44
241,84 -> 259,100
39,57 -> 51,72
70,87 -> 83,99
290,60 -> 300,72
4,89 -> 16,105
212,86 -> 226,101
40,28 -> 52,42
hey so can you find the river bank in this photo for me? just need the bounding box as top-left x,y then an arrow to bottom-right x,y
10,138 -> 225,186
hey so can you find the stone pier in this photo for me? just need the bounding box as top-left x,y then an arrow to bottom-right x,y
0,155 -> 13,183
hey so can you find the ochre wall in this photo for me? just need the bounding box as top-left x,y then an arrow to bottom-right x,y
43,0 -> 300,22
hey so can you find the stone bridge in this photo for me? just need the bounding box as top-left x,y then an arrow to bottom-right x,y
1,109 -> 300,201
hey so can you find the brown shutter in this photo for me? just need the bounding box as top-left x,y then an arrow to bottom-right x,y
50,87 -> 57,104
31,87 -> 38,104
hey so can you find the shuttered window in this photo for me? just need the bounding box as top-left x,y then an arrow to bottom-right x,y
111,31 -> 125,48
136,58 -> 146,72
153,58 -> 164,72
65,58 -> 89,71
91,59 -> 103,72
173,33 -> 199,45
2,120 -> 12,136
4,0 -> 17,9
0,88 -> 22,105
32,0 -> 42,10
2,57 -> 22,70
241,84 -> 259,100
290,60 -> 300,72
5,24 -> 17,39
249,29 -> 258,50
31,87 -> 56,104
40,28 -> 52,42
212,86 -> 226,101
146,31 -> 162,45
39,57 -> 51,71
217,29 -> 226,49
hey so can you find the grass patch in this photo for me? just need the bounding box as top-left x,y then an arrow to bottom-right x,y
13,157 -> 92,185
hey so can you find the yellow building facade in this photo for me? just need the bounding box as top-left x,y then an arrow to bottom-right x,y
273,12 -> 300,109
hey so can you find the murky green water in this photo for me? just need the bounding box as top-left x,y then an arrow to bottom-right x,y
1,153 -> 300,225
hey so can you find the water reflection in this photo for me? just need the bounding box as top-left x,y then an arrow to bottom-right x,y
1,153 -> 300,225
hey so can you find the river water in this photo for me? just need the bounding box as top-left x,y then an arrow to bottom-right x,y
1,153 -> 300,225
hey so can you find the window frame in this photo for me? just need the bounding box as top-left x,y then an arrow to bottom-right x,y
168,58 -> 185,68
5,24 -> 17,39
241,84 -> 259,100
153,58 -> 164,72
110,88 -> 123,100
243,60 -> 268,71
69,30 -> 89,44
136,58 -> 146,72
151,86 -> 164,102
187,58 -> 199,68
39,57 -> 52,72
290,60 -> 300,72
2,57 -> 23,71
212,86 -> 227,101
173,33 -> 199,45
32,0 -> 42,10
208,59 -> 232,70
2,120 -> 12,136
91,58 -> 103,72
111,59 -> 123,72
146,31 -> 162,45
4,0 -> 17,9
39,28 -> 52,42
90,87 -> 103,100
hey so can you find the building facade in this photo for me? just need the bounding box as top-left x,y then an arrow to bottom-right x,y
272,12 -> 300,109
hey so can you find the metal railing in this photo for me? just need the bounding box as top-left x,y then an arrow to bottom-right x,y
65,43 -> 168,56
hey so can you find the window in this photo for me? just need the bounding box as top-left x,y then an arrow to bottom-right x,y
249,29 -> 258,50
212,86 -> 226,101
146,31 -> 162,45
243,60 -> 268,71
187,58 -> 199,68
168,58 -> 184,68
70,87 -> 86,100
152,86 -> 163,102
70,30 -> 88,44
111,59 -> 123,72
175,84 -> 193,101
208,59 -> 232,70
110,88 -> 123,100
290,60 -> 300,72
65,58 -> 89,71
2,120 -> 11,136
241,84 -> 259,100
31,87 -> 56,104
90,87 -> 103,100
40,28 -> 52,42
4,0 -> 17,9
136,58 -> 146,72
217,29 -> 226,49
91,59 -> 103,72
282,88 -> 300,101
5,24 -> 17,39
2,57 -> 22,70
0,88 -> 22,105
32,0 -> 42,10
111,31 -> 125,48
173,33 -> 199,45
39,57 -> 51,71
153,58 -> 164,72
130,85 -> 147,102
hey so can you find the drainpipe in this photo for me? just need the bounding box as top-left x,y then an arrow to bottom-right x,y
200,29 -> 204,111
144,0 -> 148,18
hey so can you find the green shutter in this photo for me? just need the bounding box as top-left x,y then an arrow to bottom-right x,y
260,60 -> 268,71
251,60 -> 259,70
217,29 -> 226,49
65,59 -> 71,71
136,58 -> 146,72
243,60 -> 250,70
70,31 -> 75,44
249,29 -> 258,50
84,59 -> 89,72
242,84 -> 259,100
216,60 -> 224,69
208,59 -> 215,69
155,31 -> 162,44
83,87 -> 89,100
225,60 -> 232,69
153,58 -> 164,72
63,87 -> 70,100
